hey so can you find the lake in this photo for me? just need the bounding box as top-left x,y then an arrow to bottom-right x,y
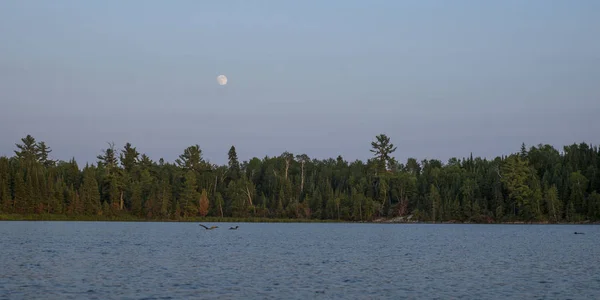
0,222 -> 599,299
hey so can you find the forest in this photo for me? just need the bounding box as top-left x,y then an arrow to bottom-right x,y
1,134 -> 599,223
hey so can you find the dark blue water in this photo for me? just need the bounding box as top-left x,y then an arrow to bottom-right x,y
1,222 -> 599,299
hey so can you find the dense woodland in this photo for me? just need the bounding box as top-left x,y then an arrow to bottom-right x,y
1,134 -> 599,223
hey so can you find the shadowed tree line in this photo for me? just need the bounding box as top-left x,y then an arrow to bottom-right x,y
1,134 -> 599,222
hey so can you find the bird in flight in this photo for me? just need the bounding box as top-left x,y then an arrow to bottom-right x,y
229,226 -> 239,230
199,224 -> 218,230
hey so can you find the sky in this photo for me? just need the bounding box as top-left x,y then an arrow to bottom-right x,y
1,0 -> 599,166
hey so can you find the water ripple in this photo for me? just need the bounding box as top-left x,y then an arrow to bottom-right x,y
0,222 -> 599,299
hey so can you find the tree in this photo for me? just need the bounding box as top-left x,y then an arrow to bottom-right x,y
296,154 -> 310,194
119,142 -> 139,173
569,171 -> 589,215
97,143 -> 124,209
545,185 -> 562,223
80,167 -> 101,215
36,141 -> 55,167
461,178 -> 476,220
130,182 -> 143,216
199,188 -> 209,217
227,146 -> 241,181
501,155 -> 534,220
159,181 -> 171,218
176,145 -> 204,172
97,142 -> 119,171
14,135 -> 38,162
588,191 -> 600,220
370,134 -> 397,172
13,171 -> 26,213
429,184 -> 441,222
520,142 -> 528,159
3,134 -> 600,224
181,171 -> 199,217
215,192 -> 224,217
281,151 -> 294,180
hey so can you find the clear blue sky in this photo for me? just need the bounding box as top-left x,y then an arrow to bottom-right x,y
1,0 -> 599,165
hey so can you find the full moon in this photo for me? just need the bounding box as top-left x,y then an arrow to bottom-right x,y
217,75 -> 228,86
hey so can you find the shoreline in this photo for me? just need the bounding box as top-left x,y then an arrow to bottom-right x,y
0,214 -> 598,225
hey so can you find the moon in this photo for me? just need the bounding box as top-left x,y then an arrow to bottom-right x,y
217,75 -> 228,86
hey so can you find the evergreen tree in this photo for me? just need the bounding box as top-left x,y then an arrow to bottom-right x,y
501,155 -> 534,219
1,135 -> 600,223
227,146 -> 241,182
370,134 -> 397,172
80,167 -> 101,215
181,171 -> 199,217
176,145 -> 204,172
36,141 -> 55,167
119,143 -> 140,173
14,135 -> 38,163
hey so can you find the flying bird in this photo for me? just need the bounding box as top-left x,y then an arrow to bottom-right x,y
199,224 -> 218,230
229,226 -> 239,230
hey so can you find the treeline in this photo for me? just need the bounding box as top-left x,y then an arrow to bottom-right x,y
1,134 -> 599,223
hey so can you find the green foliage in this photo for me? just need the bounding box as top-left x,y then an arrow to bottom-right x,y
501,155 -> 534,220
2,135 -> 600,223
370,134 -> 397,172
80,167 -> 101,215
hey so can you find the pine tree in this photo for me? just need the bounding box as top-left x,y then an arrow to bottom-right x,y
370,134 -> 397,172
36,141 -> 55,167
176,145 -> 204,172
80,167 -> 101,215
14,135 -> 38,162
227,146 -> 241,182
119,143 -> 139,173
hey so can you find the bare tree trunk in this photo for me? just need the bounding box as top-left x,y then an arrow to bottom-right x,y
120,191 -> 124,210
359,202 -> 363,221
243,185 -> 256,214
244,186 -> 253,207
285,161 -> 290,180
300,162 -> 305,193
214,175 -> 218,194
